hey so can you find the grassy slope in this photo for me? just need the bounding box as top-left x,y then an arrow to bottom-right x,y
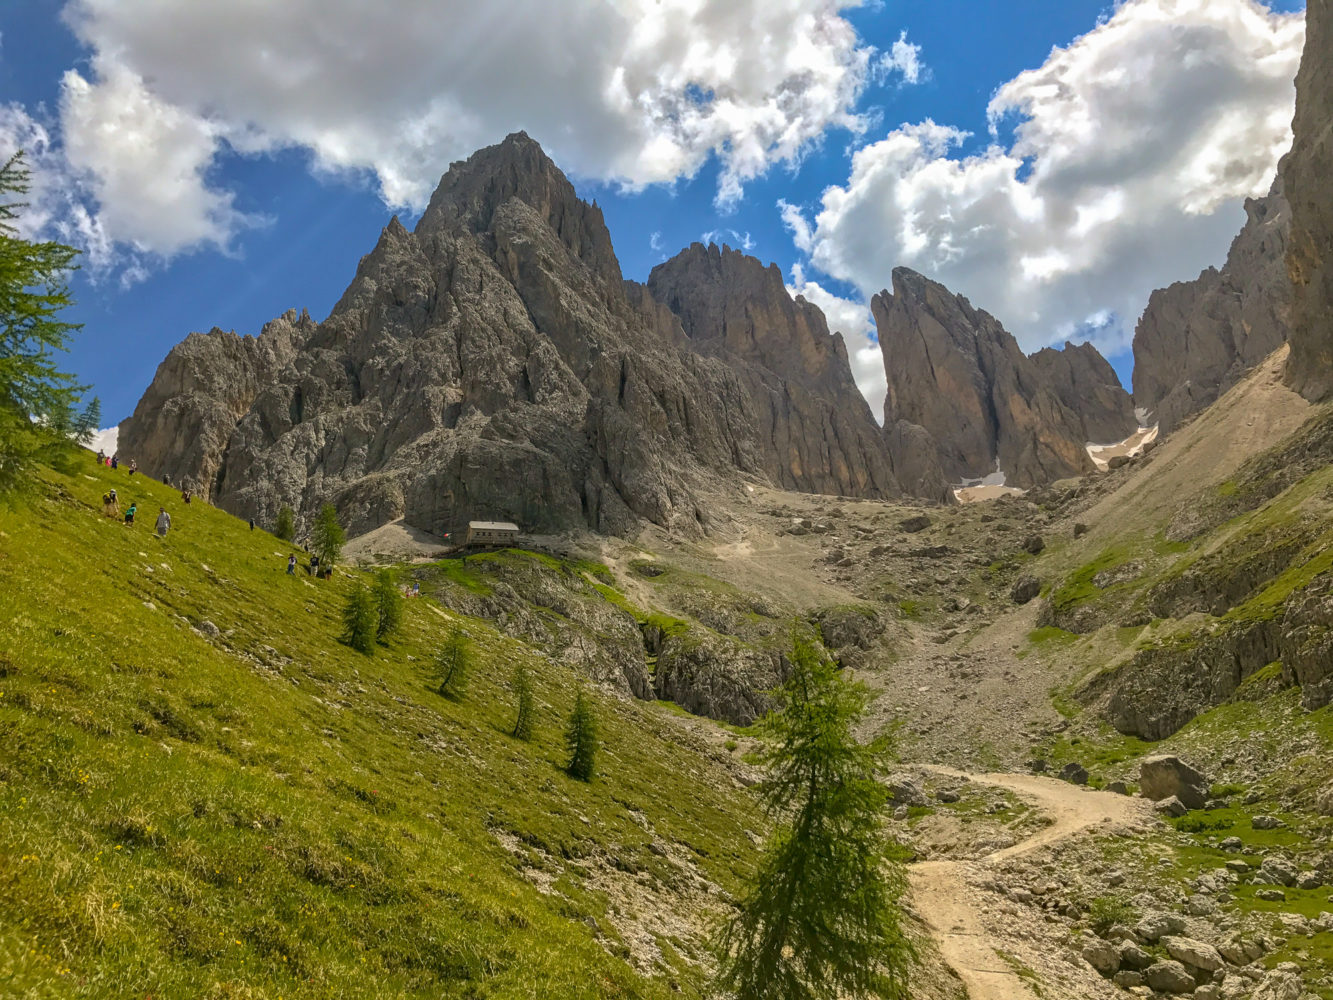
0,458 -> 762,999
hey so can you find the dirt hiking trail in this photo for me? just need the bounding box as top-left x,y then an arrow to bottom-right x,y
910,768 -> 1152,1000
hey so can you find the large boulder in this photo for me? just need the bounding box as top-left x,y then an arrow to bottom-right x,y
1011,576 -> 1042,605
1161,936 -> 1225,973
1143,960 -> 1199,995
1082,937 -> 1121,977
1138,755 -> 1210,810
1251,969 -> 1304,1000
1134,912 -> 1185,944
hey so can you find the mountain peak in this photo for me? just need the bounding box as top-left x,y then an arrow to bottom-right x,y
415,131 -> 622,285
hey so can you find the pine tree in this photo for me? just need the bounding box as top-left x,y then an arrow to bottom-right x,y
0,151 -> 85,497
435,629 -> 471,699
311,503 -> 344,567
340,586 -> 377,655
274,506 -> 296,542
511,663 -> 535,741
373,569 -> 403,641
715,635 -> 915,1000
563,685 -> 598,782
73,396 -> 100,445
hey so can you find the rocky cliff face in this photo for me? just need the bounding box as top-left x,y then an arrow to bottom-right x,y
647,243 -> 942,501
1283,0 -> 1333,402
121,133 -> 934,539
872,268 -> 1097,488
1029,341 -> 1138,445
1133,184 -> 1292,434
118,311 -> 315,494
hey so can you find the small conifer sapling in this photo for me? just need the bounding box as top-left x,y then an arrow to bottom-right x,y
564,686 -> 598,782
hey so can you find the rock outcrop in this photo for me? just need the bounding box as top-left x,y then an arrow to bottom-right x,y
121,133 -> 944,539
1029,341 -> 1138,445
1138,756 -> 1209,811
118,311 -> 315,495
872,268 -> 1096,488
1283,0 -> 1333,402
646,243 -> 928,500
1133,184 -> 1292,434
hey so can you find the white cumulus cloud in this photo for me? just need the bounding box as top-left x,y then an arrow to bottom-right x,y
59,55 -> 263,257
876,30 -> 927,86
39,0 -> 895,265
783,0 -> 1305,357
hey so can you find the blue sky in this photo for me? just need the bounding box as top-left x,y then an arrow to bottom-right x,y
0,0 -> 1307,429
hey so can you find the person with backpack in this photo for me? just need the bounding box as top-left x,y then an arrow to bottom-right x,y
286,554 -> 297,575
155,507 -> 171,538
123,502 -> 136,525
128,459 -> 137,477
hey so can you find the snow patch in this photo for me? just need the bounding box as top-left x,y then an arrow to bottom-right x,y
1087,424 -> 1158,471
952,462 -> 1025,504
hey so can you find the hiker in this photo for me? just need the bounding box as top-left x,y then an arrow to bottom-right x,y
286,554 -> 297,575
308,554 -> 320,577
155,507 -> 171,538
123,502 -> 137,525
106,489 -> 119,518
249,518 -> 255,531
96,449 -> 105,465
128,459 -> 137,477
163,472 -> 172,487
411,582 -> 420,598
182,488 -> 192,504
111,454 -> 119,470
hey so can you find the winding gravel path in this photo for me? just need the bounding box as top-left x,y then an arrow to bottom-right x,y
909,768 -> 1151,999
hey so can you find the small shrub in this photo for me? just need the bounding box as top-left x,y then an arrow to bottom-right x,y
274,506 -> 295,542
1173,813 -> 1232,834
564,686 -> 598,782
511,663 -> 535,741
724,739 -> 739,752
373,570 -> 403,641
436,630 -> 471,699
341,587 -> 377,655
1087,896 -> 1137,935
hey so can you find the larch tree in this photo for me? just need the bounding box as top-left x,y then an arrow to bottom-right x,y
0,151 -> 87,498
715,633 -> 915,1000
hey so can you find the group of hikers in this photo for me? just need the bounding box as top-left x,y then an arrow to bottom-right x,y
95,450 -> 136,477
91,451 -> 356,578
100,487 -> 171,536
287,552 -> 333,578
96,451 -> 176,538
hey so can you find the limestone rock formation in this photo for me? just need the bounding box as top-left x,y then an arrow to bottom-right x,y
1283,0 -> 1333,402
1029,340 -> 1138,444
118,310 -> 315,495
1133,184 -> 1292,434
872,268 -> 1096,488
646,243 -> 924,500
121,133 -> 934,540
